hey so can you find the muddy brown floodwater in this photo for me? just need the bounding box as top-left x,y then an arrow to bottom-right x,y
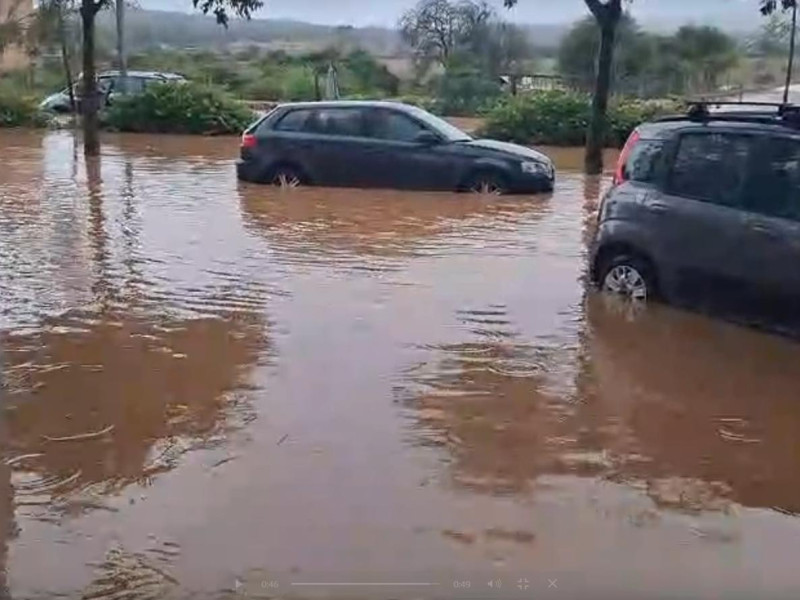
1,130 -> 800,600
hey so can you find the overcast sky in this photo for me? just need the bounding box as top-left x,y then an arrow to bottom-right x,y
136,0 -> 759,28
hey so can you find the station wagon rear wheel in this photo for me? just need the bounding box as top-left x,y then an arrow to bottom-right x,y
269,166 -> 302,189
599,255 -> 655,302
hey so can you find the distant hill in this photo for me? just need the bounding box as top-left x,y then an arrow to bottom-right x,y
97,9 -> 572,57
96,9 -> 405,56
96,7 -> 756,59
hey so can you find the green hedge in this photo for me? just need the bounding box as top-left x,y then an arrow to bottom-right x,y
0,89 -> 48,127
481,90 -> 679,147
105,82 -> 256,135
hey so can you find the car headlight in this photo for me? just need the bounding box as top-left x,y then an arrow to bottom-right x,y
520,161 -> 551,176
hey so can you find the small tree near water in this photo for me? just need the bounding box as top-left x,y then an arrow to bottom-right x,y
504,0 -> 621,175
504,1 -> 785,175
78,0 -> 263,156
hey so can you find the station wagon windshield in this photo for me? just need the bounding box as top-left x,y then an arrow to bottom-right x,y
406,106 -> 472,142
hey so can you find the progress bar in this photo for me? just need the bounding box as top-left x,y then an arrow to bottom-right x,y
291,582 -> 439,587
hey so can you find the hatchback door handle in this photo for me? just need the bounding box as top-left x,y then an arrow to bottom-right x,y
647,202 -> 669,213
749,221 -> 779,238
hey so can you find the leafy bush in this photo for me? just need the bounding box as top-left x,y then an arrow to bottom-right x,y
281,66 -> 317,102
105,82 -> 256,135
482,90 -> 678,147
0,87 -> 48,127
127,48 -> 400,103
430,68 -> 502,116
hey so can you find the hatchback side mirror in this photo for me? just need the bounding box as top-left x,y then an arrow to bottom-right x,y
414,131 -> 440,145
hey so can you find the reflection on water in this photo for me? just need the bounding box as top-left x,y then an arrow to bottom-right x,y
586,297 -> 800,514
239,185 -> 554,269
1,130 -> 799,599
404,296 -> 800,515
3,311 -> 263,517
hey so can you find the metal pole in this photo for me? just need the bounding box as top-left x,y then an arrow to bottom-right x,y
784,3 -> 797,105
115,0 -> 127,93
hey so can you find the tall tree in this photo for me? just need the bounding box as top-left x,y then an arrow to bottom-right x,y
0,0 -> 77,99
503,1 -> 788,174
399,0 -> 495,71
760,0 -> 798,13
78,0 -> 263,157
557,15 -> 646,92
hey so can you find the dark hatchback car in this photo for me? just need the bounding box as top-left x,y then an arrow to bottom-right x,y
591,102 -> 800,304
237,101 -> 555,194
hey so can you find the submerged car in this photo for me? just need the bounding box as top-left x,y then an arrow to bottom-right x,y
592,101 -> 800,304
236,101 -> 555,194
40,70 -> 186,113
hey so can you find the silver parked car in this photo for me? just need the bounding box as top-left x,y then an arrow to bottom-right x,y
591,102 -> 800,304
40,70 -> 186,113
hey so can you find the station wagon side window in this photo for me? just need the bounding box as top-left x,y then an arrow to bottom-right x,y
303,108 -> 367,138
97,77 -> 114,94
114,76 -> 147,94
667,132 -> 754,208
273,108 -> 314,132
743,137 -> 800,222
365,109 -> 430,143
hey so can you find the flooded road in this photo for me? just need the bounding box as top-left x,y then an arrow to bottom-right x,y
1,130 -> 800,599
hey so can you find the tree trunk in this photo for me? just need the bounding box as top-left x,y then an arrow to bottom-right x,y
585,20 -> 617,175
57,4 -> 76,113
81,0 -> 100,156
115,0 -> 127,92
784,3 -> 798,104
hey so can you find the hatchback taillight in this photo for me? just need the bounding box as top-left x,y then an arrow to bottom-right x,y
241,133 -> 257,149
614,130 -> 640,186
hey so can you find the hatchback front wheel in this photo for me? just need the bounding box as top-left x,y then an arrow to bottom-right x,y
599,255 -> 655,302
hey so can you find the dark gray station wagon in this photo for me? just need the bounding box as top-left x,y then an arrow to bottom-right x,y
237,101 -> 555,194
592,102 -> 800,304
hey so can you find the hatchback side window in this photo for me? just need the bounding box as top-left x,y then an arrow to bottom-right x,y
668,133 -> 753,207
744,137 -> 800,222
625,140 -> 664,183
274,109 -> 313,132
365,109 -> 429,143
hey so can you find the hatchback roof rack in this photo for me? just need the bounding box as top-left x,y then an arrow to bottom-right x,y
655,100 -> 800,128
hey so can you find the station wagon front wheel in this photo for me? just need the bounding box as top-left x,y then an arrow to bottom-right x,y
466,171 -> 507,195
599,255 -> 655,302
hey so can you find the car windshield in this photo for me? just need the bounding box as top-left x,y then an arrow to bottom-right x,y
405,105 -> 472,142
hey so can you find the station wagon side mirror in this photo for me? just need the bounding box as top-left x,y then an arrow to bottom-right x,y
414,131 -> 440,146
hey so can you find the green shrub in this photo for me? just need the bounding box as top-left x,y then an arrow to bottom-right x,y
0,88 -> 48,128
430,69 -> 502,117
105,82 -> 256,135
482,90 -> 678,147
282,66 -> 318,102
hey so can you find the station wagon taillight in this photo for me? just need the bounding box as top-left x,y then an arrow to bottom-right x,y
614,130 -> 640,186
241,133 -> 257,149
